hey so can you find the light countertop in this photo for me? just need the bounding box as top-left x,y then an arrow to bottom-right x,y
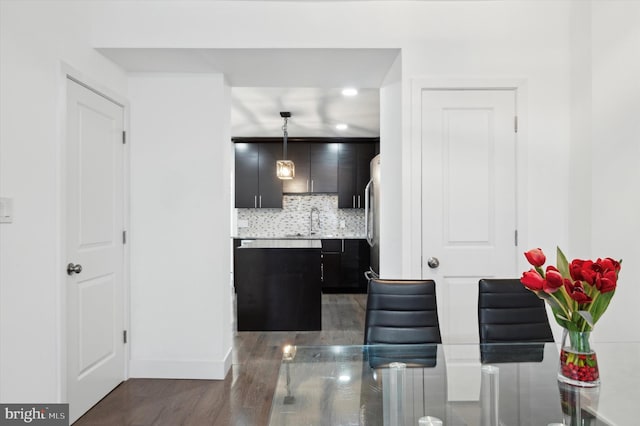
232,234 -> 366,240
236,239 -> 322,249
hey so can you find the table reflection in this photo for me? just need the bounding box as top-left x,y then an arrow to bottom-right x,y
360,345 -> 447,425
269,343 -> 639,426
558,381 -> 600,426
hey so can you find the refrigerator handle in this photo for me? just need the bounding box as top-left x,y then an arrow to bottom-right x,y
364,179 -> 374,247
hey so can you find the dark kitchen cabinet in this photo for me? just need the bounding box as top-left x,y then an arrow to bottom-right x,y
282,143 -> 310,193
310,144 -> 338,192
321,252 -> 341,288
234,243 -> 322,331
234,143 -> 282,208
338,143 -> 376,208
341,239 -> 370,290
283,143 -> 338,193
321,239 -> 369,293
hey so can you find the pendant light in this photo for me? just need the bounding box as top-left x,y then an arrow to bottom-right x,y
276,111 -> 295,180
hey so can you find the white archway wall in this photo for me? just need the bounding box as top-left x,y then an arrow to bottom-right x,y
3,0 -> 638,402
127,73 -> 233,379
586,1 -> 640,342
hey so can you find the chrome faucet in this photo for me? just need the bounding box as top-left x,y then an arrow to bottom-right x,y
309,207 -> 320,235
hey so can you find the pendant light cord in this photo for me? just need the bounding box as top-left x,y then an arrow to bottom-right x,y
282,117 -> 289,159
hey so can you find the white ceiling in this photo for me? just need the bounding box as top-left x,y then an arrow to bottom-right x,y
231,87 -> 381,138
98,48 -> 400,137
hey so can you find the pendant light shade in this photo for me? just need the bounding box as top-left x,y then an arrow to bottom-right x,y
276,160 -> 295,179
277,112 -> 295,180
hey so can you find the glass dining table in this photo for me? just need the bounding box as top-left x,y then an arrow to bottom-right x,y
268,342 -> 639,426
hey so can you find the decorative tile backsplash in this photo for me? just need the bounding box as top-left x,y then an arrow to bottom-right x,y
236,195 -> 365,238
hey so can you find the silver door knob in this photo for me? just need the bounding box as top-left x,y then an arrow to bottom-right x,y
427,257 -> 440,269
67,263 -> 82,275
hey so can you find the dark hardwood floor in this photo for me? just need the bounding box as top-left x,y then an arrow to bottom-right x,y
74,294 -> 367,425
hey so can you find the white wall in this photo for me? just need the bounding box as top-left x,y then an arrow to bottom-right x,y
128,74 -> 232,378
588,1 -> 640,342
0,1 -> 127,402
379,52 -> 403,278
2,0 -> 638,404
568,0 -> 593,259
86,0 -> 576,279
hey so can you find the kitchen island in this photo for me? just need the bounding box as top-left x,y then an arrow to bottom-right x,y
234,239 -> 322,331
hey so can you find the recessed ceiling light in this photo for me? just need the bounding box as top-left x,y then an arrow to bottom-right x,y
341,88 -> 358,97
335,123 -> 348,131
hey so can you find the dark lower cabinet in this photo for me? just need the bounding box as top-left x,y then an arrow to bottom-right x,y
321,239 -> 370,293
340,239 -> 364,289
321,252 -> 341,288
235,246 -> 321,331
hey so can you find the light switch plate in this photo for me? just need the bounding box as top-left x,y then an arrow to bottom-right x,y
238,219 -> 249,228
0,197 -> 13,223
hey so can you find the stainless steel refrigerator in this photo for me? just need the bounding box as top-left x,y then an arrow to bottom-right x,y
365,154 -> 380,279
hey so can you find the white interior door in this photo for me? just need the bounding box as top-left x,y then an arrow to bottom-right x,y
421,89 -> 517,344
66,79 -> 125,422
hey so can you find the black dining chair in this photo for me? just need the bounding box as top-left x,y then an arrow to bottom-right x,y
365,278 -> 442,346
364,278 -> 442,367
361,279 -> 447,424
478,278 -> 554,363
477,279 -> 560,424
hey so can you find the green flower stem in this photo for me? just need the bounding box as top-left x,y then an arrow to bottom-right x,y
583,292 -> 600,332
549,291 -> 572,322
568,330 -> 591,353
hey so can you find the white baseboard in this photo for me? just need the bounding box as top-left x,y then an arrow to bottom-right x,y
129,349 -> 232,379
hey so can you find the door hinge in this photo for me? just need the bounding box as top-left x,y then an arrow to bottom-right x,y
514,229 -> 518,246
514,116 -> 518,133
123,330 -> 128,344
122,230 -> 127,244
122,131 -> 126,144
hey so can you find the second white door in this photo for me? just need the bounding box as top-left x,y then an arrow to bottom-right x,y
66,79 -> 125,422
421,89 -> 517,344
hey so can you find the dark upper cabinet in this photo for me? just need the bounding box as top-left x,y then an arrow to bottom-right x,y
338,143 -> 376,208
234,143 -> 282,208
310,144 -> 338,193
283,143 -> 338,193
258,143 -> 284,208
282,143 -> 310,193
235,144 -> 259,208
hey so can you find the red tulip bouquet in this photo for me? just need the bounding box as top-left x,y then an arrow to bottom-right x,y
521,247 -> 621,333
520,247 -> 621,385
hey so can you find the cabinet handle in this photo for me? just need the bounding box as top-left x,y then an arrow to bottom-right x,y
254,195 -> 257,208
311,180 -> 314,192
259,195 -> 262,208
341,239 -> 344,253
306,179 -> 309,192
353,195 -> 356,208
358,195 -> 361,208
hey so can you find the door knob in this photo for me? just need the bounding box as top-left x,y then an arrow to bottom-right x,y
427,257 -> 440,269
67,263 -> 82,275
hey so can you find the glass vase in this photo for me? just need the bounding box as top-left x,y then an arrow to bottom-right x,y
558,329 -> 600,387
